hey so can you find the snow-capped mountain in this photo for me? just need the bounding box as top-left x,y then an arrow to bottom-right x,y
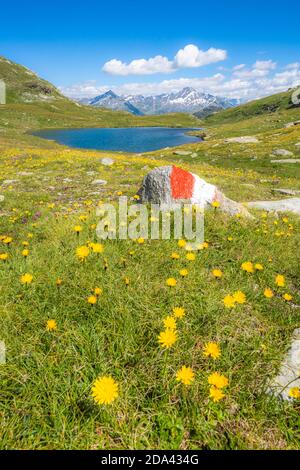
124,88 -> 239,115
80,87 -> 239,116
80,90 -> 143,115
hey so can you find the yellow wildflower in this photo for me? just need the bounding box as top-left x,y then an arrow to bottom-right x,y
166,278 -> 177,287
76,245 -> 90,261
186,253 -> 196,261
172,307 -> 185,318
46,319 -> 57,331
275,274 -> 285,287
203,342 -> 221,360
209,386 -> 225,402
283,293 -> 293,301
289,387 -> 300,399
171,252 -> 180,259
233,291 -> 246,304
158,329 -> 177,349
208,372 -> 229,389
20,273 -> 33,285
212,269 -> 223,278
0,253 -> 9,261
176,366 -> 195,385
264,288 -> 274,298
163,316 -> 177,330
241,261 -> 254,273
223,295 -> 235,308
87,295 -> 97,305
178,239 -> 186,248
92,376 -> 119,405
179,269 -> 188,277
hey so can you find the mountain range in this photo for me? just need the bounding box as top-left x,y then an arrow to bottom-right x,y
79,87 -> 240,117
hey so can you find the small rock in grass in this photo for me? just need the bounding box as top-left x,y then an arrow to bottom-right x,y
271,159 -> 300,164
101,158 -> 114,166
268,328 -> 300,401
92,179 -> 107,185
225,136 -> 259,144
272,149 -> 294,157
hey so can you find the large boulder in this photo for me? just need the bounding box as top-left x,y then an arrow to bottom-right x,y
138,165 -> 251,217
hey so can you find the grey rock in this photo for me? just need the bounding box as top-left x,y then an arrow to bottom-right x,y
92,179 -> 107,185
225,136 -> 259,144
63,178 -> 73,183
268,328 -> 300,401
138,165 -> 251,217
295,142 -> 300,147
271,159 -> 300,164
271,188 -> 300,196
247,197 -> 300,215
173,150 -> 192,156
272,149 -> 294,157
0,195 -> 4,202
18,171 -> 33,176
191,153 -> 198,158
284,120 -> 300,128
101,158 -> 114,166
2,179 -> 18,185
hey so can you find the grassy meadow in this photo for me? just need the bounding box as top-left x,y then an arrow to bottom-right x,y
0,62 -> 300,449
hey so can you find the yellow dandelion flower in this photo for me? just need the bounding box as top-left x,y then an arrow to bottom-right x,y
209,386 -> 225,402
166,277 -> 177,287
212,269 -> 223,278
212,201 -> 220,208
233,291 -> 246,304
227,236 -> 233,242
264,288 -> 274,298
133,194 -> 140,200
74,225 -> 82,234
208,372 -> 229,389
171,252 -> 180,259
176,366 -> 195,385
124,277 -> 130,286
46,319 -> 57,331
137,237 -> 145,244
22,249 -> 29,257
223,295 -> 235,308
3,236 -> 13,245
178,239 -> 186,248
275,274 -> 285,287
94,287 -> 102,296
0,253 -> 9,261
158,329 -> 177,349
56,278 -> 62,286
255,263 -> 264,271
87,295 -> 97,305
90,243 -> 104,253
179,269 -> 188,277
241,261 -> 254,273
203,342 -> 221,360
163,316 -> 177,330
289,387 -> 300,399
92,375 -> 119,405
283,293 -> 293,301
186,253 -> 196,261
20,273 -> 33,285
76,245 -> 90,260
172,307 -> 185,318
22,241 -> 29,246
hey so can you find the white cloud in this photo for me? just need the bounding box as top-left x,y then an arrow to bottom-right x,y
102,56 -> 175,76
102,44 -> 227,76
59,81 -> 108,99
174,44 -> 227,68
233,59 -> 277,78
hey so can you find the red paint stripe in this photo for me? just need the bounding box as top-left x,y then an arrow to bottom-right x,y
170,166 -> 194,199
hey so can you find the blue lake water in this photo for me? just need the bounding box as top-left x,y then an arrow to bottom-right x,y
32,127 -> 201,153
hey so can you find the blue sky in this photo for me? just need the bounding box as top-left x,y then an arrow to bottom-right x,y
1,0 -> 300,100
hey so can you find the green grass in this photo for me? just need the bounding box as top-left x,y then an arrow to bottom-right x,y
0,56 -> 300,450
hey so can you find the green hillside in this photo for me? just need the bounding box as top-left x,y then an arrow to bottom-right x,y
202,89 -> 300,126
